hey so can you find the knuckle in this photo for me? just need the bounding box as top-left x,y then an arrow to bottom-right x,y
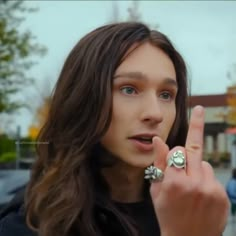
201,182 -> 229,207
162,179 -> 180,192
201,161 -> 213,172
201,160 -> 212,169
201,161 -> 215,175
163,176 -> 189,194
189,181 -> 203,197
185,145 -> 202,154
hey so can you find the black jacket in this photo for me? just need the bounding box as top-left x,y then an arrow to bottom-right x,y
0,187 -> 160,236
0,187 -> 36,236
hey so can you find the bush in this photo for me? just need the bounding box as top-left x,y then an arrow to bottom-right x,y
205,153 -> 220,167
0,152 -> 16,163
0,135 -> 15,156
219,152 -> 230,162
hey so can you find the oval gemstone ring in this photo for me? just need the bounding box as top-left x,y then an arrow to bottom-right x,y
167,150 -> 186,169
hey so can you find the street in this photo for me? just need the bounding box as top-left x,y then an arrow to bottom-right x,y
215,168 -> 236,236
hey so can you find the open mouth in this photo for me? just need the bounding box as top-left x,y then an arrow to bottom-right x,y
129,135 -> 155,152
132,137 -> 153,144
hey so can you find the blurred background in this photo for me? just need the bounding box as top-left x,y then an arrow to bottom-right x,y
0,0 -> 236,235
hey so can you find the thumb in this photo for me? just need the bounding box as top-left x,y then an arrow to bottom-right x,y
150,136 -> 169,198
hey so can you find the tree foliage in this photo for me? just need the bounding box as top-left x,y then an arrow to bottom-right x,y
0,0 -> 47,114
227,85 -> 236,126
226,64 -> 236,126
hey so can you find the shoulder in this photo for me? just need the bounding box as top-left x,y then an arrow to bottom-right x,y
0,204 -> 36,236
0,186 -> 36,236
0,206 -> 36,236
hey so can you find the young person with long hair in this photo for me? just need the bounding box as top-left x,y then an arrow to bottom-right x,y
0,22 -> 229,236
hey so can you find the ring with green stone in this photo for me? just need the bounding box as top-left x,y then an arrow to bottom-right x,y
167,150 -> 186,169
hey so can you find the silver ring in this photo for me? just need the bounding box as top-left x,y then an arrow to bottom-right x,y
144,165 -> 164,182
167,150 -> 186,169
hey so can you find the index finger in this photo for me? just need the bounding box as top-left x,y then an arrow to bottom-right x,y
150,136 -> 169,198
185,105 -> 205,176
152,136 -> 169,171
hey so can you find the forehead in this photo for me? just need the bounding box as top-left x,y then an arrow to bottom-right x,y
115,42 -> 176,82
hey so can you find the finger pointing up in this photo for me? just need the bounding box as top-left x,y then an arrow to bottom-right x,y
185,105 -> 205,177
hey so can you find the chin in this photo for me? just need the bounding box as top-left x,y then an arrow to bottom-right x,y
127,159 -> 154,169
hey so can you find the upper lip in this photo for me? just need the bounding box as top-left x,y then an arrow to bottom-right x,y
128,133 -> 158,140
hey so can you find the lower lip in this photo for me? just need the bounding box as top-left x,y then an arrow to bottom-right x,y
129,139 -> 154,152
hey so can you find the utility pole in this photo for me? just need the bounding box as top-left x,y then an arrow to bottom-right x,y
15,125 -> 21,169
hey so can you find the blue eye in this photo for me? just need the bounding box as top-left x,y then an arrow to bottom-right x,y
120,86 -> 137,95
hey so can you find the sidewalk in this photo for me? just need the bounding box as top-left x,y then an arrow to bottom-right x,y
224,215 -> 236,236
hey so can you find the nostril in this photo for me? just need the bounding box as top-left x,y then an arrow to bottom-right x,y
143,117 -> 163,125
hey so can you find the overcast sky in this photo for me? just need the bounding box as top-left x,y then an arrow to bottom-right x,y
9,0 -> 236,135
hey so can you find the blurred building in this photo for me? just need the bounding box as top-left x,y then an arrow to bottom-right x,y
188,94 -> 229,161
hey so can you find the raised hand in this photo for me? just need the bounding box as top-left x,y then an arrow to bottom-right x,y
150,105 -> 229,236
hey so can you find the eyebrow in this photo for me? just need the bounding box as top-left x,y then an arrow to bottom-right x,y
114,71 -> 178,88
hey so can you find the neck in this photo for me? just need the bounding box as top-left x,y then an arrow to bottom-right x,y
101,161 -> 146,203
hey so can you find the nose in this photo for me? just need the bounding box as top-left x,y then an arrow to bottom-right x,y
140,94 -> 163,126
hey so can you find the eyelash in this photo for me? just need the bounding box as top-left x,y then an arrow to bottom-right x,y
119,85 -> 176,101
120,86 -> 138,95
159,91 -> 174,101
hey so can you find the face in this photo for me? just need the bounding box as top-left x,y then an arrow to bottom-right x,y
100,42 -> 177,168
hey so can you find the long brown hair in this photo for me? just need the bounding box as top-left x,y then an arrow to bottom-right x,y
25,22 -> 188,236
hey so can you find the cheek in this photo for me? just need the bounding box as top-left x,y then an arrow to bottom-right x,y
111,95 -> 135,126
101,98 -> 135,146
170,108 -> 176,126
164,107 -> 176,138
100,109 -> 123,146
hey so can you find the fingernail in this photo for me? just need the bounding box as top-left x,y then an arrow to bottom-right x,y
152,136 -> 160,143
194,105 -> 204,116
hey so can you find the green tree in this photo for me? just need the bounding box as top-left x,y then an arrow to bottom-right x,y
0,0 -> 47,114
